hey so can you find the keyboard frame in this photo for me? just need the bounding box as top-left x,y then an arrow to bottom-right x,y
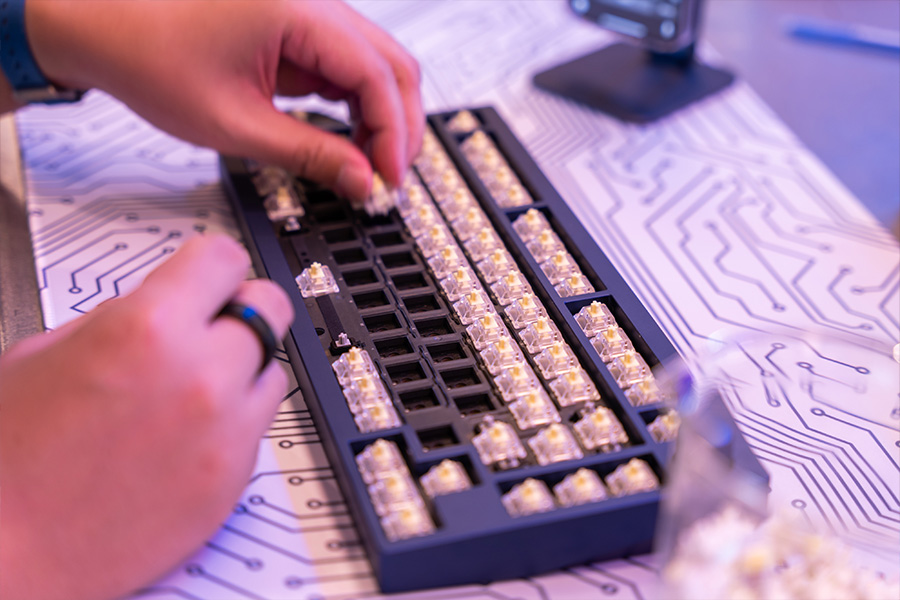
220,107 -> 750,592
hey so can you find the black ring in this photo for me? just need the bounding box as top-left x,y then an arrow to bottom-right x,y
218,302 -> 277,373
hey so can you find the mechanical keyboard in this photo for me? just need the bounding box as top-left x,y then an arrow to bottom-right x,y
219,107 -> 754,592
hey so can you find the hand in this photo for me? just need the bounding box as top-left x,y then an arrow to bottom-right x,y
25,0 -> 424,202
0,235 -> 294,600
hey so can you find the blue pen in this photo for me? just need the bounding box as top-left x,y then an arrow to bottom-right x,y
786,17 -> 900,53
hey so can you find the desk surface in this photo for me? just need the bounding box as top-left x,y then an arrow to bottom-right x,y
705,0 -> 900,229
9,2 -> 900,598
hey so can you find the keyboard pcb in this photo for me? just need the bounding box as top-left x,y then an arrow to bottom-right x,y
222,108 -> 687,592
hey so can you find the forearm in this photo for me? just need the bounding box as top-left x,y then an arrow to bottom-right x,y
0,69 -> 24,114
0,78 -> 22,115
27,0 -> 175,94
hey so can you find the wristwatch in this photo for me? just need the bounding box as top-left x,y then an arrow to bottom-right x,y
0,0 -> 84,104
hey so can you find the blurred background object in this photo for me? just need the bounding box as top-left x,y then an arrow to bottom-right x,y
535,0 -> 735,124
704,0 -> 900,232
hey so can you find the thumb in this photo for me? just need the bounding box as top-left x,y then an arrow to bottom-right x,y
228,102 -> 374,202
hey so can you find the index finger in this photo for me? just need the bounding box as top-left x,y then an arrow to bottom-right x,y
332,2 -> 424,169
136,234 -> 251,320
282,6 -> 408,185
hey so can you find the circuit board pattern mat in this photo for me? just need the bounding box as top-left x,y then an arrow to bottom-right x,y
12,1 -> 899,598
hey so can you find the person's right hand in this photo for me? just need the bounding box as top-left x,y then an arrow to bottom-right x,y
23,0 -> 423,204
0,235 -> 294,600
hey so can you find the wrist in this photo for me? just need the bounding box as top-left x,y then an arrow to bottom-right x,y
0,0 -> 85,104
0,65 -> 22,112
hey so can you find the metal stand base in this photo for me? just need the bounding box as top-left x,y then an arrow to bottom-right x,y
533,42 -> 734,124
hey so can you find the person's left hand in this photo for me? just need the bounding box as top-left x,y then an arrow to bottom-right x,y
0,235 -> 294,600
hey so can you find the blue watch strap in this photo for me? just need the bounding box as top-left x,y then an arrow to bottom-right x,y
0,0 -> 82,103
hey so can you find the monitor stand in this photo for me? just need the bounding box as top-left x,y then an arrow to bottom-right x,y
533,42 -> 734,124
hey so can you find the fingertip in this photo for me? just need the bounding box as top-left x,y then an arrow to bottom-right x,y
336,160 -> 373,203
205,234 -> 252,270
138,233 -> 249,316
230,107 -> 386,205
236,360 -> 289,440
230,277 -> 295,335
408,116 -> 425,167
179,233 -> 249,267
370,137 -> 406,190
254,360 -> 290,409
